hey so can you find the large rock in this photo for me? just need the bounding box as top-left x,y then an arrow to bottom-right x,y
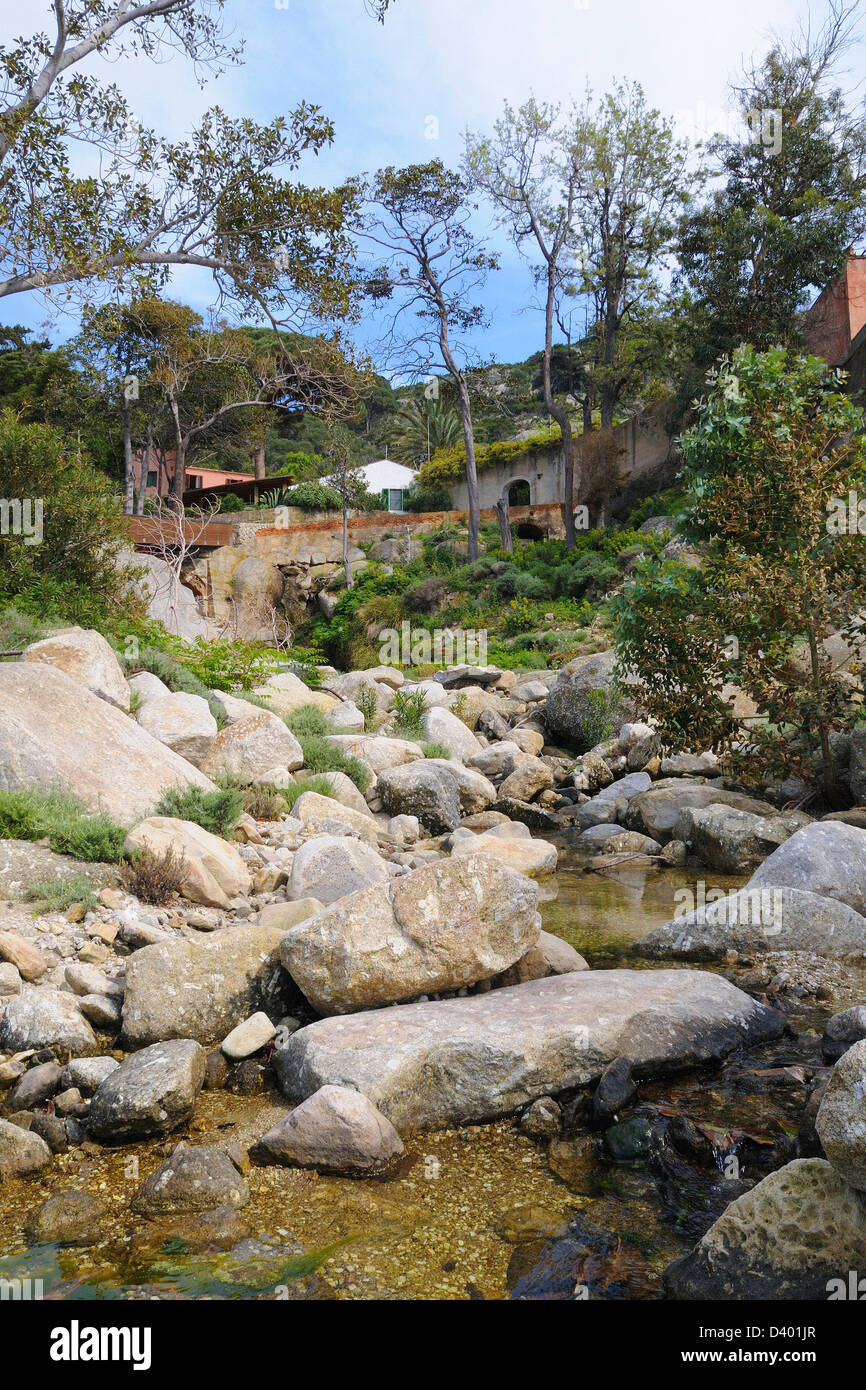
121,926 -> 290,1047
0,987 -> 99,1056
21,627 -> 130,710
676,804 -> 811,873
423,760 -> 497,814
132,1144 -> 249,1213
274,968 -> 783,1131
575,772 -> 652,830
24,1190 -> 106,1244
119,550 -> 207,641
290,791 -> 378,845
287,835 -> 389,906
451,823 -> 557,878
252,670 -> 338,719
543,651 -> 634,751
665,1160 -> 866,1300
280,854 -> 540,1014
135,692 -> 217,767
851,726 -> 866,804
199,710 -> 304,783
88,1040 -> 206,1142
747,821 -> 866,919
0,1117 -> 52,1178
499,757 -> 554,803
0,664 -> 215,822
816,1040 -> 866,1189
421,707 -> 480,762
467,741 -> 529,782
298,769 -> 371,817
124,817 -> 251,909
324,734 -> 423,776
250,1085 -> 404,1174
376,762 -> 462,834
324,671 -> 393,710
624,781 -> 776,843
636,885 -> 866,963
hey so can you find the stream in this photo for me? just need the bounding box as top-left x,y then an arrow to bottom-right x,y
2,836 -> 863,1301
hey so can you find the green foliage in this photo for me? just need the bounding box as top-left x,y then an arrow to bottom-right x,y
280,776 -> 337,810
239,783 -> 288,821
25,874 -> 99,914
119,847 -> 187,904
402,480 -> 454,512
502,596 -> 536,635
616,347 -> 866,794
0,412 -> 139,627
155,785 -> 244,837
420,740 -> 450,759
295,734 -> 371,793
355,684 -> 379,732
0,788 -> 127,863
419,426 -> 562,483
181,639 -> 285,693
286,704 -> 334,739
0,606 -> 46,653
391,687 -> 427,739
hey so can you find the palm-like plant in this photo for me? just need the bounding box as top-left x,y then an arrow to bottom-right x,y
391,397 -> 462,463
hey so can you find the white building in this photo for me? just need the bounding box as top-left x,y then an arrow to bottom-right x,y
354,459 -> 417,512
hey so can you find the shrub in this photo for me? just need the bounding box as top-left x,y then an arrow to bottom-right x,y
286,704 -> 334,738
281,776 -> 337,810
0,411 -> 140,627
355,684 -> 379,732
403,480 -> 453,512
155,785 -> 244,837
119,847 -> 187,904
240,783 -> 287,821
391,687 -> 427,739
295,733 -> 371,793
421,741 -> 450,759
0,787 -> 127,862
25,874 -> 99,913
503,596 -> 536,635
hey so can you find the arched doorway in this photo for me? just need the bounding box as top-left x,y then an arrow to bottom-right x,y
506,478 -> 531,507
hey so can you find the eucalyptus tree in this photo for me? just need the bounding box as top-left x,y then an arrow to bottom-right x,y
362,161 -> 497,560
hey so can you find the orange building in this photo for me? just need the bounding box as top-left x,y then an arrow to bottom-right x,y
135,449 -> 250,498
802,252 -> 866,366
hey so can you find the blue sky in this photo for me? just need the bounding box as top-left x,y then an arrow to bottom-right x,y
0,0 -> 844,373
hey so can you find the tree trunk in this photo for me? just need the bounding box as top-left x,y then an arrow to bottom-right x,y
495,495 -> 513,553
168,394 -> 186,506
121,394 -> 135,516
541,269 -> 577,550
253,438 -> 266,480
342,503 -> 353,589
137,423 -> 153,516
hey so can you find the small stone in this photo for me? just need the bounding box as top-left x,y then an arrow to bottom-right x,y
203,1050 -> 230,1091
518,1097 -> 562,1141
88,1039 -> 206,1142
0,1116 -> 52,1177
6,1060 -> 62,1110
221,1012 -> 276,1061
60,1056 -> 120,1095
250,1084 -> 404,1175
131,1144 -> 250,1214
78,994 -> 122,1029
0,931 -> 50,982
24,1190 -> 106,1246
28,1112 -> 68,1154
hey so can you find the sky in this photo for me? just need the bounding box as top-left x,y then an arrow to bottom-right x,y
0,0 -> 855,373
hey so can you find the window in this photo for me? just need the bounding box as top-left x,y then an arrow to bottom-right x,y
146,471 -> 157,488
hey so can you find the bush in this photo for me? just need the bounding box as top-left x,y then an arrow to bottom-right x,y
119,846 -> 187,904
0,787 -> 127,862
295,733 -> 371,793
0,411 -> 140,627
420,741 -> 450,759
355,684 -> 379,732
240,783 -> 287,821
286,704 -> 334,739
155,785 -> 244,837
391,687 -> 427,739
25,874 -> 99,913
281,776 -> 337,810
403,480 -> 453,513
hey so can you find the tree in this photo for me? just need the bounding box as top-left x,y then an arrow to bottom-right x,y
467,87 -> 689,540
0,1 -> 385,325
391,395 -> 462,464
362,161 -> 498,560
677,1 -> 866,374
0,409 -> 137,627
614,346 -> 866,800
466,99 -> 584,548
323,425 -> 367,589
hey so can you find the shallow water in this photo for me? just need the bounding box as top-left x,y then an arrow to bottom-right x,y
0,844 -> 859,1301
